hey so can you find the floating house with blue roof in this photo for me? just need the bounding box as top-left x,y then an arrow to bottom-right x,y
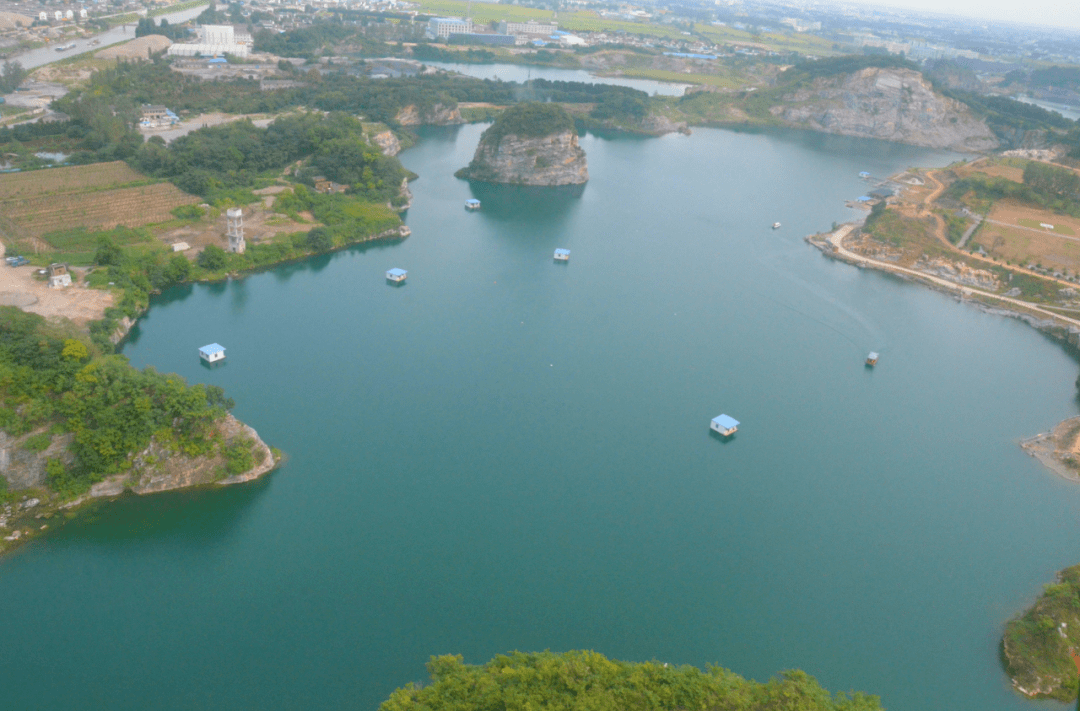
866,351 -> 879,366
554,248 -> 570,262
386,268 -> 407,283
199,343 -> 225,363
859,171 -> 871,179
710,414 -> 739,436
465,199 -> 481,210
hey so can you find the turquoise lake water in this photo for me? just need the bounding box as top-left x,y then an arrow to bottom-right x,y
3,125 -> 1080,711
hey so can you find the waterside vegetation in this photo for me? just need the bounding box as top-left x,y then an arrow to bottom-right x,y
1002,563 -> 1080,701
379,650 -> 883,711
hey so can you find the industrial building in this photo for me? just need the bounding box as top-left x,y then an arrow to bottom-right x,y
167,25 -> 252,58
426,17 -> 472,39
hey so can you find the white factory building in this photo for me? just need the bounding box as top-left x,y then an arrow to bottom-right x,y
167,24 -> 253,58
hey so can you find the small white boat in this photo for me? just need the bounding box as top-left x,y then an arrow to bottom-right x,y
772,222 -> 781,230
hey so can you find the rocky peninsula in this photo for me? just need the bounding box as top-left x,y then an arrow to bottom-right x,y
1002,563 -> 1080,701
456,103 -> 589,186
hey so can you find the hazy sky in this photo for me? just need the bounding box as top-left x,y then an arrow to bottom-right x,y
853,0 -> 1080,30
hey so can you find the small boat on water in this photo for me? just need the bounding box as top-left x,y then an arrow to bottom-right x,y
866,351 -> 879,367
772,222 -> 781,230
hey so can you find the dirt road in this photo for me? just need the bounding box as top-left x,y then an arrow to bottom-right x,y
827,224 -> 1080,329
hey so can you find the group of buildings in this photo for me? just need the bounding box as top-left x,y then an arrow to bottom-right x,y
36,8 -> 88,22
425,17 -> 581,47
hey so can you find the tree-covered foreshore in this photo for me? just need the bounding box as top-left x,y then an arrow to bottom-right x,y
378,650 -> 884,711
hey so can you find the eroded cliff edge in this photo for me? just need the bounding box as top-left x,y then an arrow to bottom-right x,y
769,67 -> 998,151
456,103 -> 589,186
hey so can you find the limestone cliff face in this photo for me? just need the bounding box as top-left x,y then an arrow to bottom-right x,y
394,103 -> 464,126
458,130 -> 589,186
0,430 -> 75,490
0,414 -> 276,496
87,414 -> 276,497
769,68 -> 998,151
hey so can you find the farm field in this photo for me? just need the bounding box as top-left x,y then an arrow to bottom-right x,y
3,182 -> 198,238
978,200 -> 1080,274
963,162 -> 1025,182
0,161 -> 150,200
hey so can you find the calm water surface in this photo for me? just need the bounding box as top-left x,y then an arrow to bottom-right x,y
3,126 -> 1079,711
425,61 -> 690,95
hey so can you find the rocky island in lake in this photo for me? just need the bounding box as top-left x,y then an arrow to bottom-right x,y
456,103 -> 588,186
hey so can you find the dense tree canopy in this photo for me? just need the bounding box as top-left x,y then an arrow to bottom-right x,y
1024,161 -> 1080,199
0,308 -> 231,496
379,651 -> 883,711
130,112 -> 408,202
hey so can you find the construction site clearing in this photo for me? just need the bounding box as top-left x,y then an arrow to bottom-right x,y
807,156 -> 1080,331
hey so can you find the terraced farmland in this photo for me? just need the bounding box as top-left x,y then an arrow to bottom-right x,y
0,161 -> 149,200
3,183 -> 197,237
0,162 -> 198,239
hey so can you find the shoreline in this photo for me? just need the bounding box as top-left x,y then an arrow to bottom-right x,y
1,224 -> 411,558
806,222 -> 1080,482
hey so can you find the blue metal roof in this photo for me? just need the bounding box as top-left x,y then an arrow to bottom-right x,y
867,351 -> 879,359
712,414 -> 739,429
386,268 -> 407,276
465,199 -> 480,205
554,248 -> 570,256
199,343 -> 225,355
857,196 -> 872,201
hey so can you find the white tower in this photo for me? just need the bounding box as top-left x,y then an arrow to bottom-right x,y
226,208 -> 246,254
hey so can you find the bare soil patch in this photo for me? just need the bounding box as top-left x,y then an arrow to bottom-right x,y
157,198 -> 314,256
141,113 -> 274,144
96,35 -> 172,60
0,245 -> 113,326
982,200 -> 1080,272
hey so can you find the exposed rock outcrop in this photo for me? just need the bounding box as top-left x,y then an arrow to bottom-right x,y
0,430 -> 75,490
456,103 -> 588,186
371,129 -> 402,156
769,67 -> 998,152
95,413 -> 276,495
395,103 -> 464,126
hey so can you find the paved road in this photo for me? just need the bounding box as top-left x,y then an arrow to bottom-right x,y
8,4 -> 206,71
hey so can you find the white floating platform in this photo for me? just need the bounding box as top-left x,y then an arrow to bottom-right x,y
554,249 -> 570,261
710,414 -> 739,437
386,268 -> 407,282
199,343 -> 225,363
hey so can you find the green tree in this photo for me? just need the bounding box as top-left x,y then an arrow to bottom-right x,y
306,227 -> 333,252
197,245 -> 227,270
93,236 -> 124,266
1023,161 -> 1080,199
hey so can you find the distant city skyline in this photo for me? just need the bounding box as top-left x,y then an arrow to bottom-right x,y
849,0 -> 1080,30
